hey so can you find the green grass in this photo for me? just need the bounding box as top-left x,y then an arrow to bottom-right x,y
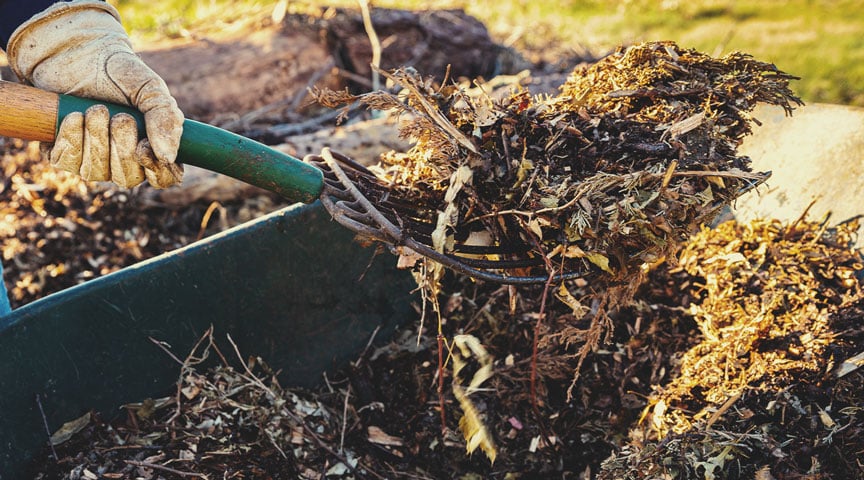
114,0 -> 864,106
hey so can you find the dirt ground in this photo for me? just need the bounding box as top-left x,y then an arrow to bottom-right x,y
3,6 -> 863,480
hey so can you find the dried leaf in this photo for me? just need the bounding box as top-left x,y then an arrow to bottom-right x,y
555,283 -> 589,317
445,165 -> 473,203
584,252 -> 614,274
367,426 -> 405,446
527,218 -> 544,240
50,411 -> 92,446
456,396 -> 497,464
181,384 -> 201,400
453,334 -> 494,392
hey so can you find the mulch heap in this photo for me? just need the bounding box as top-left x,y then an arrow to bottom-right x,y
312,43 -> 804,431
30,215 -> 864,479
314,40 -> 801,301
600,217 -> 864,479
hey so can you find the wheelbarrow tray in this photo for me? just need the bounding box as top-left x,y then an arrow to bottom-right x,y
0,202 -> 416,477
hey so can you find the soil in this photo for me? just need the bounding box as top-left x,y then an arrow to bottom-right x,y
2,5 -> 863,480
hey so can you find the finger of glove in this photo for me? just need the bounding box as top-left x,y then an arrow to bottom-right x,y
136,140 -> 184,189
106,52 -> 184,165
80,105 -> 111,182
49,112 -> 85,174
109,113 -> 146,188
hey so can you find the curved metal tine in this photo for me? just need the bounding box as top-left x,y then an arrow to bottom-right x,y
322,148 -> 373,172
453,255 -> 545,269
311,149 -> 588,285
400,234 -> 583,285
319,148 -> 405,243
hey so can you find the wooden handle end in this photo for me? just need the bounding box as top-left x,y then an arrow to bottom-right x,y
0,81 -> 60,143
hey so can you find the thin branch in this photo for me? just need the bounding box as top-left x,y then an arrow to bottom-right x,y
358,0 -> 382,92
124,460 -> 207,478
155,325 -> 215,425
340,385 -> 351,454
354,324 -> 382,368
35,394 -> 58,461
265,108 -> 347,137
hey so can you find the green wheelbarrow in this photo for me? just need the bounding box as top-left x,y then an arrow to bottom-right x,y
0,81 -> 424,477
0,202 -> 418,477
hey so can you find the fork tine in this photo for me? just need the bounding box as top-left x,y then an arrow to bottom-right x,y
306,148 -> 585,284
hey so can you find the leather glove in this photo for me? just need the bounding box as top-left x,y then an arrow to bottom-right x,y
6,0 -> 183,188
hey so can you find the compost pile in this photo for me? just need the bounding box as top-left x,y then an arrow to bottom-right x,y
314,41 -> 801,300
30,216 -> 864,479
600,217 -> 864,479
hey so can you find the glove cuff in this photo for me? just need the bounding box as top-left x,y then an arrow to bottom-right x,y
7,0 -> 126,83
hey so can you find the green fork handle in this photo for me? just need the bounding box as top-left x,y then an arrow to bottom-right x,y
0,80 -> 324,203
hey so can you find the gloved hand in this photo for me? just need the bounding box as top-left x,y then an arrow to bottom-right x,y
6,0 -> 183,188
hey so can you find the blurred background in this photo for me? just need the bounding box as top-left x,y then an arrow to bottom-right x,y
112,0 -> 864,107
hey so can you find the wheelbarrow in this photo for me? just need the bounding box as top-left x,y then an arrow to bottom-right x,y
1,81 -> 863,476
0,82 -> 425,477
0,197 -> 419,478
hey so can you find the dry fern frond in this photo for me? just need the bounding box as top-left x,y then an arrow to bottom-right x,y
452,334 -> 497,463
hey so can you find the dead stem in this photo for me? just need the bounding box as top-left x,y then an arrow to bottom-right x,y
124,460 -> 207,478
35,394 -> 58,462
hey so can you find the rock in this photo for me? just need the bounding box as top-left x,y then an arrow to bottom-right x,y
736,103 -> 864,244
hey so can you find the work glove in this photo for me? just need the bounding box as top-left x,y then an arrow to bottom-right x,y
6,0 -> 183,189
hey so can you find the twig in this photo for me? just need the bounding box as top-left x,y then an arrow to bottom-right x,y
530,263 -> 556,446
340,385 -> 351,454
268,432 -> 290,460
158,326 -> 216,425
705,392 -> 742,429
520,223 -> 557,441
354,324 -> 382,368
35,394 -> 58,461
209,338 -> 231,368
226,333 -> 279,399
438,331 -> 446,432
96,444 -> 165,453
357,0 -> 382,92
197,201 -> 226,241
124,460 -> 207,478
149,337 -> 186,366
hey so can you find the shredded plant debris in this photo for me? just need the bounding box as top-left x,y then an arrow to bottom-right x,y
7,33 -> 862,480
313,41 -> 805,441
29,216 -> 864,479
600,217 -> 864,479
313,40 -> 802,297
